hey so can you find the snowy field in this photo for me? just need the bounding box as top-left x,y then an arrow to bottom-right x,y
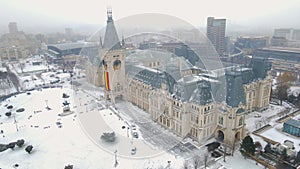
245,104 -> 286,133
260,125 -> 300,151
0,85 -> 184,169
11,57 -> 52,74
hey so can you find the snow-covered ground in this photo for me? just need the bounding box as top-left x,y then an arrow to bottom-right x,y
259,125 -> 300,151
0,85 -> 184,169
19,75 -> 44,90
245,104 -> 286,133
290,86 -> 300,96
216,150 -> 265,169
1,64 -> 287,169
246,99 -> 300,157
11,57 -> 52,74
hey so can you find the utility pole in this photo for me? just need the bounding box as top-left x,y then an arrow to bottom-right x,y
45,99 -> 49,109
13,115 -> 18,132
223,145 -> 227,162
114,150 -> 118,167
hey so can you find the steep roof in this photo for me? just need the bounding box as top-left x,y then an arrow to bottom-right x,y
128,65 -> 177,93
102,9 -> 121,51
250,57 -> 271,79
225,69 -> 246,107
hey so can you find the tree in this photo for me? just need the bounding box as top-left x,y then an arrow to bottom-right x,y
5,112 -> 12,117
25,145 -> 33,154
281,148 -> 288,160
192,155 -> 201,169
254,141 -> 262,153
16,139 -> 25,148
264,143 -> 272,154
276,72 -> 295,105
295,151 -> 300,164
62,93 -> 70,98
241,135 -> 255,155
7,142 -> 16,149
277,72 -> 295,84
276,84 -> 289,105
0,144 -> 8,152
100,132 -> 116,142
64,165 -> 73,169
204,153 -> 209,169
183,160 -> 189,169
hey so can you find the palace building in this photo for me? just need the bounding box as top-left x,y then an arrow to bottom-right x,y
86,10 -> 272,147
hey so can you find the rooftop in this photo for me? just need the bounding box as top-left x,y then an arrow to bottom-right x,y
48,42 -> 98,51
284,119 -> 300,128
260,47 -> 300,53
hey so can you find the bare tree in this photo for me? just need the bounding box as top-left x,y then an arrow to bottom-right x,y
223,146 -> 227,162
192,155 -> 201,169
275,72 -> 295,105
182,160 -> 189,169
204,152 -> 209,169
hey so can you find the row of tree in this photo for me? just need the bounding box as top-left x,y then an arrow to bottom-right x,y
0,139 -> 33,154
274,72 -> 297,106
241,135 -> 300,167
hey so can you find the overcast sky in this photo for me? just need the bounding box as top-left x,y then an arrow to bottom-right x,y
0,0 -> 300,33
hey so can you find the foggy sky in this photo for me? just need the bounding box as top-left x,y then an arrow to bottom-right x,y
0,0 -> 300,34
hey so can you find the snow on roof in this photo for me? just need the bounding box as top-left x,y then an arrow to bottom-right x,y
284,119 -> 300,128
48,42 -> 98,51
135,64 -> 162,74
290,86 -> 300,97
260,126 -> 300,151
0,67 -> 6,72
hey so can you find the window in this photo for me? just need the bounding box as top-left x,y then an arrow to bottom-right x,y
219,116 -> 223,125
239,117 -> 243,126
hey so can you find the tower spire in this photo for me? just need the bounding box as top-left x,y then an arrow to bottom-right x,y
121,35 -> 125,48
102,8 -> 121,50
107,7 -> 113,23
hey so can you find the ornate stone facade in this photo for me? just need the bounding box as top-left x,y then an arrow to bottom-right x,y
86,10 -> 272,147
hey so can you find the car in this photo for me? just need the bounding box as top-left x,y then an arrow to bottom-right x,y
211,151 -> 222,158
218,146 -> 231,155
131,147 -> 137,155
131,124 -> 136,130
254,113 -> 261,118
132,132 -> 138,138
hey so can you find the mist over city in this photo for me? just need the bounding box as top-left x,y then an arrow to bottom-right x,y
0,0 -> 300,169
1,0 -> 300,35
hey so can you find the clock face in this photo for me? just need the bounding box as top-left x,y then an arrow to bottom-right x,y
102,60 -> 107,70
113,59 -> 121,70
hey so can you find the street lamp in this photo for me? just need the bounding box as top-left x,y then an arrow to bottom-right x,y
13,115 -> 18,132
45,99 -> 49,109
114,150 -> 118,167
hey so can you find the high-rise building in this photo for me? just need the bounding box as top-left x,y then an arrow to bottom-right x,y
65,28 -> 73,36
206,17 -> 226,56
8,22 -> 18,34
274,28 -> 293,40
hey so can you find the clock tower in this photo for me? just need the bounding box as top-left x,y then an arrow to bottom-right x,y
101,8 -> 126,103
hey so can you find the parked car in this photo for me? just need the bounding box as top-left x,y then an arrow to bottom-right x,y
254,113 -> 261,118
131,147 -> 137,155
132,132 -> 138,138
211,151 -> 222,158
131,124 -> 136,130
